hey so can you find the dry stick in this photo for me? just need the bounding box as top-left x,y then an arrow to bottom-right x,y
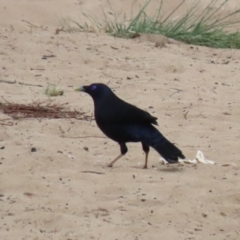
169,88 -> 184,97
0,119 -> 13,126
61,135 -> 107,139
30,68 -> 45,71
0,80 -> 43,87
22,20 -> 46,30
183,110 -> 189,119
19,82 -> 43,87
81,171 -> 105,175
1,96 -> 10,103
0,80 -> 16,84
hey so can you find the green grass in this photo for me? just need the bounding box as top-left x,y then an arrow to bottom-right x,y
65,0 -> 240,49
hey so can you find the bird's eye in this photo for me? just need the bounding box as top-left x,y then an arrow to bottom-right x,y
90,85 -> 97,91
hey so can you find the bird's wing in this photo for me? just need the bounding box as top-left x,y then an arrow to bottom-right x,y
100,98 -> 158,126
94,93 -> 158,126
122,102 -> 158,125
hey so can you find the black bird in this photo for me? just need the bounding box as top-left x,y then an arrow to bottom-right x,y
76,83 -> 185,168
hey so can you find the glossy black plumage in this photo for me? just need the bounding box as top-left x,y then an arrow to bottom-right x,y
76,83 -> 185,168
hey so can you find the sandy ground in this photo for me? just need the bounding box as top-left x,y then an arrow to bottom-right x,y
1,0 -> 240,239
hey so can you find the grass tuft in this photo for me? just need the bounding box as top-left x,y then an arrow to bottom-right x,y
45,85 -> 64,97
69,0 -> 240,49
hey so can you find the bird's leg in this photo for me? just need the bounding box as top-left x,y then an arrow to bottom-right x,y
107,154 -> 123,168
107,143 -> 128,167
142,143 -> 150,169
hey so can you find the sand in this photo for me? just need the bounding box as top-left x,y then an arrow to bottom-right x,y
1,0 -> 240,239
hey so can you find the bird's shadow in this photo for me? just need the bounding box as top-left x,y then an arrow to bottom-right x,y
157,166 -> 185,173
129,165 -> 185,172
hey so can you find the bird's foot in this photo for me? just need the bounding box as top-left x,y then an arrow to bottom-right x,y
142,165 -> 148,169
107,163 -> 113,168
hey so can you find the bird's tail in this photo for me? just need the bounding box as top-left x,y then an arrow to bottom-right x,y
140,125 -> 185,163
153,139 -> 185,163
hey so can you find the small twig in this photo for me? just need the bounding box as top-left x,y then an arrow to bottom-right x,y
60,135 -> 106,139
30,68 -> 45,71
0,119 -> 13,126
42,55 -> 56,60
1,96 -> 11,103
22,20 -> 46,30
0,80 -> 43,87
81,171 -> 105,175
183,110 -> 189,119
169,88 -> 184,97
0,80 -> 16,84
0,123 -> 12,126
170,88 -> 184,92
19,82 -> 43,87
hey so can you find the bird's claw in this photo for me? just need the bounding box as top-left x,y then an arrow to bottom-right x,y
107,164 -> 113,168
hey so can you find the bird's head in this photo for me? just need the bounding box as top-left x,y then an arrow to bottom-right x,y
75,83 -> 113,100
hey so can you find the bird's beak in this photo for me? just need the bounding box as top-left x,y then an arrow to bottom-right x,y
75,86 -> 85,92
